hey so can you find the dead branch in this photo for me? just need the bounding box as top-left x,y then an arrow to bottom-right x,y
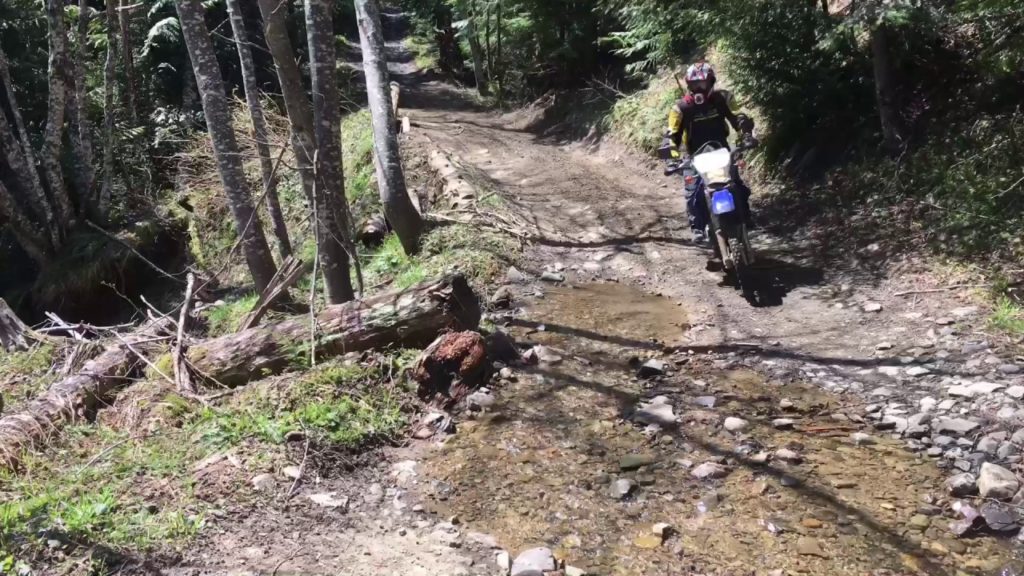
173,273 -> 197,394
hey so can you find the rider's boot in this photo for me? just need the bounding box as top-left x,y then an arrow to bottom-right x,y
691,228 -> 707,244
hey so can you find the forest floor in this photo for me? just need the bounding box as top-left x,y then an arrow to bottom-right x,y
4,11 -> 1024,576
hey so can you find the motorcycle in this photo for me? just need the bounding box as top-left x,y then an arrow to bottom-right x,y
662,138 -> 758,292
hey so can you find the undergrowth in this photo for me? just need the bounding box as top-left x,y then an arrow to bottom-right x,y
0,343 -> 57,412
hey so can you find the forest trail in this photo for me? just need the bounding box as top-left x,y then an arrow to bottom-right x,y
166,13 -> 1024,576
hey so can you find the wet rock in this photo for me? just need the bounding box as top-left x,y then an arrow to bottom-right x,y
981,502 -> 1021,532
511,547 -> 556,576
309,492 -> 349,510
978,463 -> 1020,500
775,448 -> 803,463
638,359 -> 668,378
692,462 -> 730,480
772,418 -> 796,430
946,473 -> 977,497
694,396 -> 717,408
619,454 -> 658,471
862,302 -> 883,313
796,537 -> 829,558
635,401 -> 677,426
934,417 -> 980,435
250,473 -> 276,491
540,271 -> 565,283
950,504 -> 983,537
609,478 -> 637,499
723,417 -> 749,433
490,286 -> 514,308
906,366 -> 931,377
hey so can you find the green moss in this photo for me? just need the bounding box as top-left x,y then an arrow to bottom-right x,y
342,109 -> 378,220
204,293 -> 258,337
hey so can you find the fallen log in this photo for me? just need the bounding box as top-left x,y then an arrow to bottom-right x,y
0,320 -> 172,467
187,273 -> 482,387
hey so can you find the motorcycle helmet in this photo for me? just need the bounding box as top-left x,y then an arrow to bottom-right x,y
684,61 -> 716,105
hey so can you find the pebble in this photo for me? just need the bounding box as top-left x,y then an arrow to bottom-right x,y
496,551 -> 511,573
250,473 -> 276,491
933,417 -> 980,435
609,478 -> 637,499
978,462 -> 1020,500
308,492 -> 349,510
775,448 -> 803,463
772,418 -> 796,430
619,454 -> 658,471
282,466 -> 302,480
540,271 -> 565,283
876,342 -> 894,351
947,381 -> 1005,398
863,302 -> 883,313
779,398 -> 795,410
905,366 -> 931,377
908,515 -> 931,530
565,567 -> 587,576
1006,385 -> 1024,399
635,401 -> 677,426
723,417 -> 749,433
693,396 -> 717,408
1001,364 -> 1022,375
977,435 -> 1001,455
692,462 -> 730,480
796,537 -> 829,558
467,390 -> 496,410
851,432 -> 875,446
511,547 -> 556,576
801,518 -> 823,529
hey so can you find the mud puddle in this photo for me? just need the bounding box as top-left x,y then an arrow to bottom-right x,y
424,282 -> 1022,575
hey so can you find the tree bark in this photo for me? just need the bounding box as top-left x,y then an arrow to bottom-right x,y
41,0 -> 74,231
119,0 -> 139,124
0,320 -> 173,467
495,0 -> 503,102
305,0 -> 356,303
0,298 -> 31,352
355,0 -> 424,255
0,180 -> 51,265
466,0 -> 489,96
67,0 -> 96,214
175,0 -> 277,292
226,0 -> 292,259
871,22 -> 903,154
0,49 -> 58,252
100,0 -> 118,220
188,273 -> 481,387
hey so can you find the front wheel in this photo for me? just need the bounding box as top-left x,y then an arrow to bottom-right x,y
734,225 -> 756,299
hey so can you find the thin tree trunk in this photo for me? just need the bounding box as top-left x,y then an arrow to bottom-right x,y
871,22 -> 903,154
0,48 -> 58,250
257,0 -> 352,300
119,0 -> 138,124
305,0 -> 356,303
226,0 -> 292,259
0,181 -> 51,266
355,0 -> 424,255
495,0 -> 503,103
484,1 -> 493,83
466,0 -> 489,96
175,0 -> 278,292
67,0 -> 96,214
41,0 -> 74,230
100,0 -> 118,220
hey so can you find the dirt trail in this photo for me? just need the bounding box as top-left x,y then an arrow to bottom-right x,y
392,20 -> 1024,576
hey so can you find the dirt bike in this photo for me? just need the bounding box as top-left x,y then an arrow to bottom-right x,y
663,138 -> 758,293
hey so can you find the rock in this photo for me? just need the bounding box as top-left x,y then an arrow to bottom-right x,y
977,435 -> 1001,455
282,466 -> 302,480
505,266 -> 528,284
876,342 -> 894,351
775,448 -> 803,463
908,515 -> 931,530
638,359 -> 668,378
490,286 -> 514,308
926,447 -> 944,457
779,398 -> 795,410
963,341 -> 990,354
431,522 -> 462,547
949,504 -> 983,537
496,551 -> 511,573
635,402 -> 677,426
801,518 -> 823,529
528,345 -> 563,365
796,537 -> 828,558
1000,364 -> 1022,375
251,473 -> 276,491
999,441 -> 1017,460
780,474 -> 801,487
906,366 -> 931,377
619,454 -> 658,471
980,502 -> 1021,532
934,417 -> 980,435
877,366 -> 902,377
309,492 -> 349,510
697,491 -> 720,514
1013,428 -> 1024,445
723,417 -> 749,433
978,463 -> 1020,500
946,473 -> 977,497
540,271 -> 565,283
609,478 -> 637,499
935,317 -> 955,326
633,534 -> 663,549
1006,386 -> 1024,400
772,418 -> 796,430
692,462 -> 730,480
511,547 -> 556,576
693,396 -> 717,408
467,390 -> 496,410
862,302 -> 883,313
881,415 -> 908,433
467,532 -> 501,549
565,567 -> 587,576
905,413 -> 932,438
759,517 -> 790,535
948,381 -> 1005,398
933,435 -> 955,447
851,432 -> 876,446
364,483 -> 384,505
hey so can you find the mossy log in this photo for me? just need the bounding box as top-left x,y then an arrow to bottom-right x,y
186,273 -> 481,387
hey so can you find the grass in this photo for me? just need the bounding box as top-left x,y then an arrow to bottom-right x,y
0,343 -> 57,412
990,297 -> 1024,337
405,34 -> 439,73
342,109 -> 380,225
605,75 -> 681,154
204,293 -> 258,337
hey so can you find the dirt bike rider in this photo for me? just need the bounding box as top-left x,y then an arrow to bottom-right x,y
664,61 -> 757,244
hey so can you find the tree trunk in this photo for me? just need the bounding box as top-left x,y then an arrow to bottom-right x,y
484,1 -> 493,80
41,0 -> 74,231
100,0 -> 118,221
0,181 -> 51,265
355,0 -> 424,255
0,319 -> 173,467
226,0 -> 292,259
175,0 -> 277,292
0,298 -> 31,352
67,0 -> 96,214
0,49 -> 58,251
495,0 -> 503,103
871,22 -> 903,154
188,273 -> 481,387
466,0 -> 489,96
119,0 -> 138,124
305,0 -> 356,303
